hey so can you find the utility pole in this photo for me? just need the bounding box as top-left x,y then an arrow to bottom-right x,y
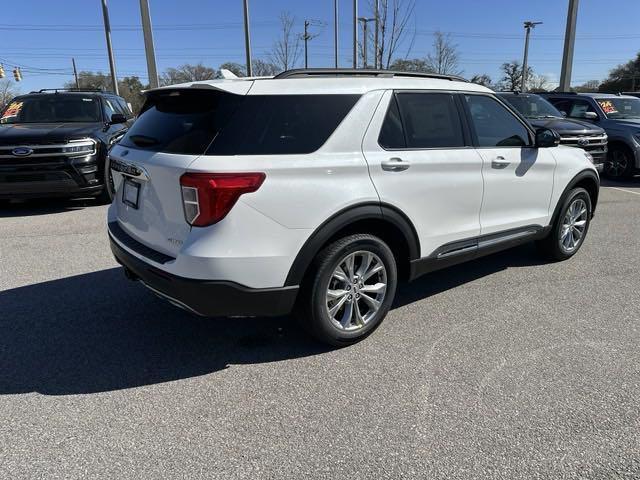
521,21 -> 542,92
358,17 -> 375,69
303,20 -> 310,69
243,0 -> 253,76
334,0 -> 339,68
72,58 -> 80,88
100,0 -> 119,94
373,0 -> 379,69
559,0 -> 580,91
139,0 -> 159,88
352,0 -> 358,68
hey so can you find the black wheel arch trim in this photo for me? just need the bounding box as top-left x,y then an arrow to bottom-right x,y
551,169 -> 600,225
284,202 -> 420,287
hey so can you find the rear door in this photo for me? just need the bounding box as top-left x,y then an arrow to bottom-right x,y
463,93 -> 556,234
110,87 -> 245,257
362,90 -> 484,257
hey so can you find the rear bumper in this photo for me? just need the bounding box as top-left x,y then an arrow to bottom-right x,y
109,231 -> 299,317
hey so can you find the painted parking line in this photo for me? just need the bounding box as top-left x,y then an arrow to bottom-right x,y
604,186 -> 640,197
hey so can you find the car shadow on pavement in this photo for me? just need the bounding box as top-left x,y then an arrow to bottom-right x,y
0,244 -> 545,396
0,197 -> 104,218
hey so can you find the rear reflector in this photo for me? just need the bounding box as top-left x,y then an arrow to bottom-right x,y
179,172 -> 265,226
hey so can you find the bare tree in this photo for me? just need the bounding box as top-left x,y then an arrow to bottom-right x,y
270,12 -> 301,71
252,59 -> 280,76
389,58 -> 431,73
528,73 -> 551,92
575,79 -> 601,92
498,60 -> 532,91
370,0 -> 416,69
470,74 -> 493,88
425,31 -> 462,76
0,79 -> 20,109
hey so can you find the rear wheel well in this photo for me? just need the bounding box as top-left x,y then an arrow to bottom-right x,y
304,218 -> 413,284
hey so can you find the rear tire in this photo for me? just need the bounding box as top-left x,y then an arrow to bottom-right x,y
537,187 -> 592,261
604,145 -> 635,179
296,234 -> 398,347
96,157 -> 114,204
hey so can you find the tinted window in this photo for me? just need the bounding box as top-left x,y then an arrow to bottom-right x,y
120,89 -> 243,155
209,94 -> 360,155
103,98 -> 120,119
395,93 -> 464,148
499,94 -> 563,119
378,95 -> 406,149
0,95 -> 102,124
115,97 -> 132,116
465,95 -> 531,147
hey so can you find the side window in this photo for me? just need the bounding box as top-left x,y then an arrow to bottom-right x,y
103,98 -> 119,119
378,95 -> 406,149
115,98 -> 132,117
568,99 -> 597,118
465,95 -> 531,147
549,99 -> 571,115
395,92 -> 465,148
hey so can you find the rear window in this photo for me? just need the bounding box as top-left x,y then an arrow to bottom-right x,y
208,94 -> 361,155
120,89 -> 243,155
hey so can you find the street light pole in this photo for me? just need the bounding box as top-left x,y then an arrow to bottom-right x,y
303,20 -> 310,69
243,0 -> 253,77
139,0 -> 159,88
334,0 -> 339,68
521,21 -> 542,92
352,0 -> 358,68
374,0 -> 379,69
559,0 -> 580,91
72,58 -> 80,89
358,17 -> 375,69
100,0 -> 119,94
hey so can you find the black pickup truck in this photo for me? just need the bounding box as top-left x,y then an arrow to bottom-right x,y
0,89 -> 134,202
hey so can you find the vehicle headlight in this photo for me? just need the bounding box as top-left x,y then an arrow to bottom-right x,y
62,139 -> 96,155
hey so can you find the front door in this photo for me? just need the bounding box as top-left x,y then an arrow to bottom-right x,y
463,93 -> 556,234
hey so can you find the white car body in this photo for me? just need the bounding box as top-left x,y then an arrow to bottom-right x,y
107,70 -> 599,327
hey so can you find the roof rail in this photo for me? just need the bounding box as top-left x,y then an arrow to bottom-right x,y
273,68 -> 468,82
543,91 -> 578,95
34,88 -> 109,94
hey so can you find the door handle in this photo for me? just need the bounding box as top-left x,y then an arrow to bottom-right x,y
381,157 -> 410,172
491,156 -> 510,169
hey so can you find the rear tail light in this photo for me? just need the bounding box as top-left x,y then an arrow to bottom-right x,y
179,172 -> 266,227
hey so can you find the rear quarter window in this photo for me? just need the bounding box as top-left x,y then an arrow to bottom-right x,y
120,89 -> 243,155
208,94 -> 361,155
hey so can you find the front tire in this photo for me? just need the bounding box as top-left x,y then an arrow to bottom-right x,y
537,187 -> 592,261
96,156 -> 115,204
604,145 -> 634,179
297,234 -> 398,347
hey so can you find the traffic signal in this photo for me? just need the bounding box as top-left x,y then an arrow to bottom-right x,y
0,64 -> 4,79
12,67 -> 21,82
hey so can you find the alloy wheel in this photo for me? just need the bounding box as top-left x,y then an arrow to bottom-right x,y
605,150 -> 629,178
325,250 -> 388,331
559,198 -> 588,253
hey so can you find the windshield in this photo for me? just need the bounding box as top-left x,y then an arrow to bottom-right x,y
0,96 -> 102,124
501,95 -> 563,119
596,98 -> 640,119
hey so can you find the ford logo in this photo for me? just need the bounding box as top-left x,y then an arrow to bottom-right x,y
577,138 -> 589,147
12,147 -> 34,157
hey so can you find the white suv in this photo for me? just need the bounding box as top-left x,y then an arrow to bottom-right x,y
107,69 -> 599,346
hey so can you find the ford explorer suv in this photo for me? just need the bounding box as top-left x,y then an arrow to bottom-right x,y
541,92 -> 640,179
497,92 -> 607,172
0,89 -> 134,202
107,69 -> 599,346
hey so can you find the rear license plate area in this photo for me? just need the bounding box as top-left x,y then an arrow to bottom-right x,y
122,178 -> 141,209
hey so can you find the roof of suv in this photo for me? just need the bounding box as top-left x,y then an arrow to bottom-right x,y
148,69 -> 491,96
543,92 -> 639,100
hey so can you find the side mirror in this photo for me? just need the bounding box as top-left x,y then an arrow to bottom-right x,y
560,111 -> 567,117
109,113 -> 127,125
535,127 -> 561,148
583,111 -> 598,120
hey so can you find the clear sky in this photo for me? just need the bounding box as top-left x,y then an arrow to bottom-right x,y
2,0 -> 639,93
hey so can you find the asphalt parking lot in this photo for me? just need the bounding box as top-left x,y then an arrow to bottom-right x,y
1,180 -> 639,479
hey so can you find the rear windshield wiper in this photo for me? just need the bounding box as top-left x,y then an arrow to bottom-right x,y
129,134 -> 160,147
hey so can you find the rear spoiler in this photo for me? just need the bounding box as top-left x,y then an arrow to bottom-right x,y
143,79 -> 254,97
